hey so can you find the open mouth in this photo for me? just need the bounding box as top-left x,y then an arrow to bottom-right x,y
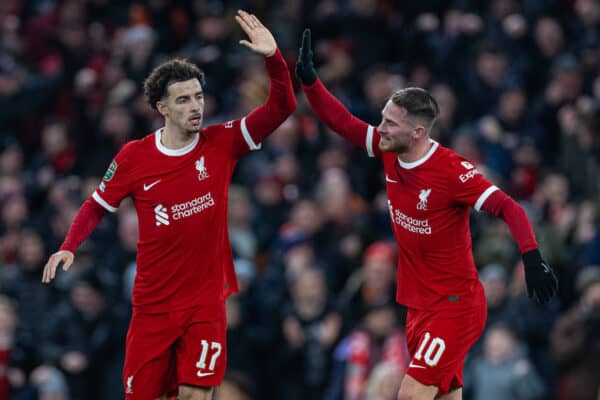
189,115 -> 202,125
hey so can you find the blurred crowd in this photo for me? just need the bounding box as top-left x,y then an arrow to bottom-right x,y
1,0 -> 600,399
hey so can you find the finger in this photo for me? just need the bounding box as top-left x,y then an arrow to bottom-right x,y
62,256 -> 74,271
235,15 -> 253,36
238,10 -> 256,28
538,287 -> 550,304
43,257 -> 58,283
252,14 -> 265,28
50,257 -> 61,280
250,14 -> 261,28
239,40 -> 255,51
42,263 -> 49,283
301,29 -> 312,59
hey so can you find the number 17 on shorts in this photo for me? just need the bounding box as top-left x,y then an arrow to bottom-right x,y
195,340 -> 222,377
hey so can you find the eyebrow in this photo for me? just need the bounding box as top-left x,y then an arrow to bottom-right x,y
175,90 -> 204,101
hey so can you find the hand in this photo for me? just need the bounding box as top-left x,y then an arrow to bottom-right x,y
42,250 -> 74,283
295,29 -> 317,85
235,10 -> 277,56
522,249 -> 558,304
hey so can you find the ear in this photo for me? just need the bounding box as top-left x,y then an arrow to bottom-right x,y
156,100 -> 168,117
414,125 -> 426,139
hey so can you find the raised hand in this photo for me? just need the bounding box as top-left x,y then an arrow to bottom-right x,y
295,29 -> 317,85
522,249 -> 559,304
235,10 -> 277,57
41,250 -> 74,283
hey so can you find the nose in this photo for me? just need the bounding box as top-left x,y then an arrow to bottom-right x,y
377,122 -> 386,134
191,97 -> 203,111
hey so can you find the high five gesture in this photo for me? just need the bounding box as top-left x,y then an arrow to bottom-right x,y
235,10 -> 277,57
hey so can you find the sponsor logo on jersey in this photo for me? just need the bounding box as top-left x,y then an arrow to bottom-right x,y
143,179 -> 161,191
154,204 -> 170,226
459,168 -> 480,183
126,376 -> 133,394
197,371 -> 216,377
408,361 -> 426,369
389,201 -> 432,235
224,120 -> 234,128
385,174 -> 398,183
196,156 -> 209,181
461,161 -> 474,170
103,160 -> 118,181
99,182 -> 106,192
154,193 -> 215,227
417,188 -> 431,210
171,192 -> 214,220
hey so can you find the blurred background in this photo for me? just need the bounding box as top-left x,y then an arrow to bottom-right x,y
0,0 -> 600,399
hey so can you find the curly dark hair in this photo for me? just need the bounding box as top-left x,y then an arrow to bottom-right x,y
143,58 -> 205,110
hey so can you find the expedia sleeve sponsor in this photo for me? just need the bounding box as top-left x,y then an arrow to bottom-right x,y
458,168 -> 480,183
171,193 -> 215,220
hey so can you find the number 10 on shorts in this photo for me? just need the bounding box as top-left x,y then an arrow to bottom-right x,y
415,332 -> 446,367
195,340 -> 222,376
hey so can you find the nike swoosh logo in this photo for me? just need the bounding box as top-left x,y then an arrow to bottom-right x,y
197,371 -> 215,377
386,175 -> 398,183
143,179 -> 161,191
409,361 -> 426,369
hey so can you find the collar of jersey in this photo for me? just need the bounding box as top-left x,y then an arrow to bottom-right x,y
397,139 -> 439,170
154,128 -> 199,156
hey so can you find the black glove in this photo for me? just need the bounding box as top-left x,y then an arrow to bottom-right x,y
295,29 -> 317,85
522,249 -> 558,304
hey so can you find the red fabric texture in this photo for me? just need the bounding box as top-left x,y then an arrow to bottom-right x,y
59,197 -> 106,252
244,49 -> 297,145
480,189 -> 538,253
302,79 -> 380,156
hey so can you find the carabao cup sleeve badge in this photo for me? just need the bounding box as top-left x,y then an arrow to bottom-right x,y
103,160 -> 118,181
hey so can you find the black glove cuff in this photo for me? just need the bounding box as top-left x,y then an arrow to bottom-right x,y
522,248 -> 542,266
298,65 -> 317,85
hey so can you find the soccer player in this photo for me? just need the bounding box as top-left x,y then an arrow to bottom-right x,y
41,10 -> 296,400
295,29 -> 558,400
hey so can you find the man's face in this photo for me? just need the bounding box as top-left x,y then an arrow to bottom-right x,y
159,78 -> 204,134
377,101 -> 418,153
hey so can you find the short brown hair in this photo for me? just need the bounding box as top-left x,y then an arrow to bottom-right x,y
143,58 -> 205,110
389,87 -> 440,127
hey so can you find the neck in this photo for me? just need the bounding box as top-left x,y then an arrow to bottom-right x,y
161,122 -> 197,149
398,137 -> 433,163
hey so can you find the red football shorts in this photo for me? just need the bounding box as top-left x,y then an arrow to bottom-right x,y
123,302 -> 227,399
405,300 -> 486,396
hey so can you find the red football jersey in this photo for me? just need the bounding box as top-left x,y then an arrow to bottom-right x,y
93,120 -> 260,313
366,132 -> 496,310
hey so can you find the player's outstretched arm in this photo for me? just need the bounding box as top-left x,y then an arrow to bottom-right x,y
481,190 -> 558,304
41,198 -> 106,283
234,10 -> 296,151
296,29 -> 380,157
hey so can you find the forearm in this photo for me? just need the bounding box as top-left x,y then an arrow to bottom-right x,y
302,79 -> 376,152
244,49 -> 296,141
481,190 -> 538,253
59,197 -> 106,252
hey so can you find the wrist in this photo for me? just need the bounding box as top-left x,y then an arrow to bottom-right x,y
522,248 -> 541,264
265,48 -> 277,57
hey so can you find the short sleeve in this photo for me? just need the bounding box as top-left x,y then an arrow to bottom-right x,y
92,144 -> 132,212
448,156 -> 498,211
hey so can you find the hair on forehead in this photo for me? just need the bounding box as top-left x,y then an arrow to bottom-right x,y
389,87 -> 440,125
144,58 -> 205,110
